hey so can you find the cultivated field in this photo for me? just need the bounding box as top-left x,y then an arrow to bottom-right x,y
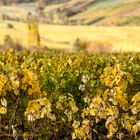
0,20 -> 140,52
0,50 -> 140,139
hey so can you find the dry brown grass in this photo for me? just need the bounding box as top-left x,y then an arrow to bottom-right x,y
87,41 -> 112,54
75,38 -> 112,54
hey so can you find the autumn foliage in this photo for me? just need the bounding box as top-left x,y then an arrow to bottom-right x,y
0,49 -> 139,139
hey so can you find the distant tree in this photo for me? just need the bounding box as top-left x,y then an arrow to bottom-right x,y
36,0 -> 46,17
0,0 -> 9,5
27,12 -> 40,47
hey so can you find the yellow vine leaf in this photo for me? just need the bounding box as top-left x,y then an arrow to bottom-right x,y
1,98 -> 7,107
82,119 -> 90,126
28,81 -> 41,96
131,121 -> 140,136
12,80 -> 20,89
28,101 -> 41,113
105,116 -> 118,138
56,101 -> 64,110
22,69 -> 36,84
103,66 -> 111,76
47,113 -> 56,121
14,88 -> 19,96
132,92 -> 140,104
98,110 -> 108,119
107,106 -> 119,117
25,98 -> 53,121
40,98 -> 51,108
127,72 -> 133,83
40,108 -> 47,118
121,113 -> 133,131
131,92 -> 140,114
69,101 -> 79,113
90,109 -> 97,116
104,76 -> 114,88
72,132 -> 76,139
0,106 -> 7,114
72,121 -> 80,129
0,74 -> 8,96
74,127 -> 85,139
118,80 -> 128,92
27,114 -> 35,122
23,132 -> 29,140
114,87 -> 128,110
131,103 -> 140,114
81,108 -> 90,118
112,67 -> 117,76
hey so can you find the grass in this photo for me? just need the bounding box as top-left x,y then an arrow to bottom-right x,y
89,0 -> 125,9
0,20 -> 140,52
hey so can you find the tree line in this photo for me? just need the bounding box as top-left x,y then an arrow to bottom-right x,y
0,0 -> 70,5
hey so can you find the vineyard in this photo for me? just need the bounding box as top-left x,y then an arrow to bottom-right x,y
0,49 -> 139,139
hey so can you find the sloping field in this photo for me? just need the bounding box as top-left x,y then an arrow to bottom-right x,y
0,20 -> 140,52
44,0 -> 140,25
0,0 -> 140,25
70,0 -> 140,25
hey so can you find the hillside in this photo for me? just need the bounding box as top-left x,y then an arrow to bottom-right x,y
44,0 -> 140,25
0,0 -> 140,25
